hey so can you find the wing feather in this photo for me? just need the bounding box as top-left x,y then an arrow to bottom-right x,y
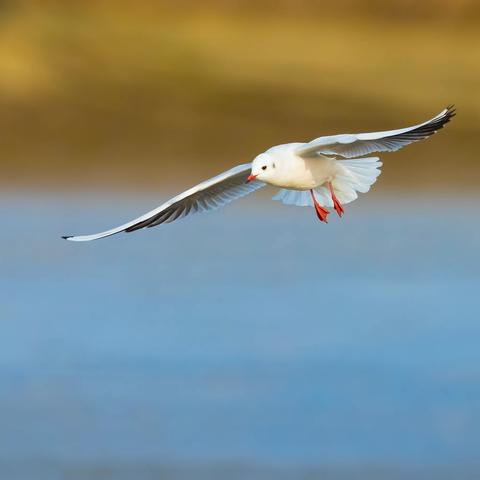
63,163 -> 264,241
296,105 -> 455,158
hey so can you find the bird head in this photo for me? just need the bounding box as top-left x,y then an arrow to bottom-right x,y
246,154 -> 277,183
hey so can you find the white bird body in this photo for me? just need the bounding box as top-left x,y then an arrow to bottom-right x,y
254,144 -> 338,190
63,106 -> 455,241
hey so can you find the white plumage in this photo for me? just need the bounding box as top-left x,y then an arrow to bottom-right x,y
272,156 -> 382,208
64,106 -> 454,241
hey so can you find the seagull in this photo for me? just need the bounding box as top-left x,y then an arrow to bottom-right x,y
63,106 -> 455,242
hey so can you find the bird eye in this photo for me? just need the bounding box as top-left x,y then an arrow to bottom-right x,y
262,165 -> 267,170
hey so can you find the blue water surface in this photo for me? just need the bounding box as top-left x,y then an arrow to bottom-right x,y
0,192 -> 479,479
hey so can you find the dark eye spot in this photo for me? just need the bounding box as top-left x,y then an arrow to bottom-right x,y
262,165 -> 267,170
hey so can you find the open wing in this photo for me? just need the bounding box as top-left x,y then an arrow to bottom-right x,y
296,105 -> 455,159
63,163 -> 264,242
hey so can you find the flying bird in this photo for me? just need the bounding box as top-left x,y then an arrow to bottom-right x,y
63,106 -> 455,242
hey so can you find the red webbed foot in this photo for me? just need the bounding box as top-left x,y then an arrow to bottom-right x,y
310,189 -> 330,223
329,182 -> 344,218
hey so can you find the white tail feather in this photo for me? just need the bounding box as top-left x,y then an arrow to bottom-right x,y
333,157 -> 382,204
272,156 -> 382,207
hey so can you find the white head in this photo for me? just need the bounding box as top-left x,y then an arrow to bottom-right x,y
246,153 -> 277,183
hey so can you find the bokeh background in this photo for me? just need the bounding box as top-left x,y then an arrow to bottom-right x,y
1,1 -> 480,479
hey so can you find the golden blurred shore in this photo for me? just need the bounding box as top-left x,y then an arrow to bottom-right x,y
0,0 -> 478,190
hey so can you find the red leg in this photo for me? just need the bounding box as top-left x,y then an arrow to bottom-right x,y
310,189 -> 329,223
328,182 -> 344,217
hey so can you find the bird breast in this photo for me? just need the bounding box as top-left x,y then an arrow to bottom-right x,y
267,152 -> 337,190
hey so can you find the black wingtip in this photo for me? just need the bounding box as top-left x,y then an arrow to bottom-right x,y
445,104 -> 456,118
61,236 -> 71,240
432,105 -> 456,131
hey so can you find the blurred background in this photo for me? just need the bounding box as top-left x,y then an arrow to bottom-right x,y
1,1 -> 480,479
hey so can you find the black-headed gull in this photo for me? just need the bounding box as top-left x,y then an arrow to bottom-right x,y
64,106 -> 455,241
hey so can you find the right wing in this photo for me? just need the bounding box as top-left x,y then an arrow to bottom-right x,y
63,163 -> 264,242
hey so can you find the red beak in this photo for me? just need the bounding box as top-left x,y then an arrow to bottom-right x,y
246,174 -> 257,183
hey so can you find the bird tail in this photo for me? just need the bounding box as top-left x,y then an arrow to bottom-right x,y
272,156 -> 382,207
329,156 -> 382,205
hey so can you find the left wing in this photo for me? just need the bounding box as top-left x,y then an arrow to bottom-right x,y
63,163 -> 264,242
296,105 -> 455,159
